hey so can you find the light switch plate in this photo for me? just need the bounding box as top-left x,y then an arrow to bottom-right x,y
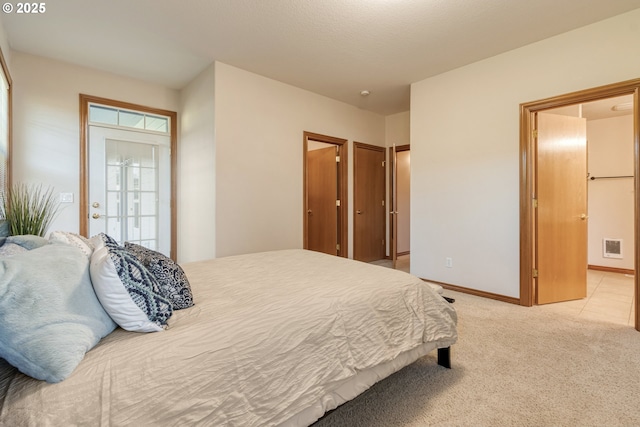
59,192 -> 74,203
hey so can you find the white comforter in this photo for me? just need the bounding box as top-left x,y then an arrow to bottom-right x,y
0,249 -> 457,426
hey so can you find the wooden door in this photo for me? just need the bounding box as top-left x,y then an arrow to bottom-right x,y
307,146 -> 338,255
354,142 -> 385,262
536,112 -> 588,304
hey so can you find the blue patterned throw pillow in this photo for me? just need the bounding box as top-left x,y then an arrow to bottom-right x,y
124,242 -> 194,310
90,234 -> 172,332
99,232 -> 120,248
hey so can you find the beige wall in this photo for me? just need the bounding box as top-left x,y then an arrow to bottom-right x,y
10,52 -> 180,237
411,9 -> 640,298
9,53 -> 385,262
385,111 -> 410,147
587,115 -> 634,270
212,62 -> 385,258
11,8 -> 640,275
178,63 -> 216,263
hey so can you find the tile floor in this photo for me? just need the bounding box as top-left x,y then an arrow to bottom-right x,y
372,256 -> 635,327
540,269 -> 635,327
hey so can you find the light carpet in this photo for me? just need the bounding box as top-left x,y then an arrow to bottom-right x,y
312,290 -> 640,427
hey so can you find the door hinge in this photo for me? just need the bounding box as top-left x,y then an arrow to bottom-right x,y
336,156 -> 340,163
382,239 -> 385,246
532,129 -> 538,139
533,198 -> 538,208
382,160 -> 385,167
336,200 -> 341,207
533,269 -> 539,278
336,243 -> 340,251
382,200 -> 385,207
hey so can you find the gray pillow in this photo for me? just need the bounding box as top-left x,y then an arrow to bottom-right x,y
0,243 -> 117,383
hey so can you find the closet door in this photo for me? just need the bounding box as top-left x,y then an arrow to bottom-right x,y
354,142 -> 385,262
536,112 -> 588,304
307,145 -> 339,255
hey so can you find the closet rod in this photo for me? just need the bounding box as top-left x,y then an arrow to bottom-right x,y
589,175 -> 634,180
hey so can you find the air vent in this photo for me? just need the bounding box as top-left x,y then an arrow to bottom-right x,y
603,238 -> 623,259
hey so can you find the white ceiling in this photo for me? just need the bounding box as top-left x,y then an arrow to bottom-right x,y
2,0 -> 640,115
550,95 -> 634,121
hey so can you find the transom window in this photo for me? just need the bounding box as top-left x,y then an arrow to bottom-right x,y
89,104 -> 170,134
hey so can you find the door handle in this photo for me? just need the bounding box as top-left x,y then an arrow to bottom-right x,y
307,209 -> 312,215
92,213 -> 101,219
580,213 -> 588,220
356,210 -> 362,215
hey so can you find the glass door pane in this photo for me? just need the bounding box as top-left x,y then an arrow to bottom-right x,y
105,139 -> 159,250
88,126 -> 171,256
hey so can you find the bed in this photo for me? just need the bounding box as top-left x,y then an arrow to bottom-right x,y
0,246 -> 457,426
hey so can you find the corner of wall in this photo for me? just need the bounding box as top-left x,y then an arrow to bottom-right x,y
385,111 -> 410,147
177,63 -> 216,263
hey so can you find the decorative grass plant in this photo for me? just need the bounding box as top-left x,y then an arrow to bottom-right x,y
0,183 -> 61,236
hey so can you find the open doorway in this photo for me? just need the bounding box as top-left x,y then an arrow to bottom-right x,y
539,96 -> 634,324
520,78 -> 640,331
389,144 -> 410,271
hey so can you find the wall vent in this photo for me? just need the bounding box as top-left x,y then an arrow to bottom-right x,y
603,238 -> 623,259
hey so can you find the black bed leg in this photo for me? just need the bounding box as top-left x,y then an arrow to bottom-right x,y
437,347 -> 451,369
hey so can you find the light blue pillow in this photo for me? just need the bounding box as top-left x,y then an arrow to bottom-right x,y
0,243 -> 117,383
0,234 -> 49,257
0,220 -> 9,237
5,234 -> 49,250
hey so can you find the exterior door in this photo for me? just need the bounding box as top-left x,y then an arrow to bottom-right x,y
88,126 -> 171,256
307,146 -> 338,255
536,112 -> 588,304
354,142 -> 385,262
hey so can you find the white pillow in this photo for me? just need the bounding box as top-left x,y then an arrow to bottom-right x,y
89,234 -> 172,332
49,231 -> 94,258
